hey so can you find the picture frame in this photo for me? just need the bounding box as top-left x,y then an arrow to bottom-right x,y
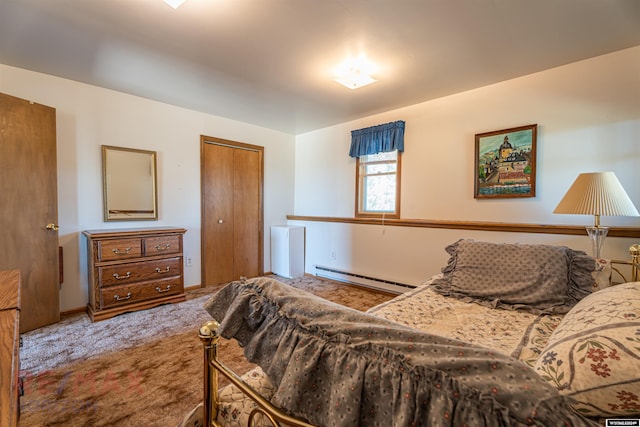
474,124 -> 537,199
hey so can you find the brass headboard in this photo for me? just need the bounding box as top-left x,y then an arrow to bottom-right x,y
611,244 -> 639,284
198,320 -> 313,427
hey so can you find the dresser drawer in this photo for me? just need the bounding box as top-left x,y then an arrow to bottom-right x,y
98,238 -> 143,261
99,257 -> 182,287
84,227 -> 187,322
144,235 -> 181,256
100,278 -> 184,309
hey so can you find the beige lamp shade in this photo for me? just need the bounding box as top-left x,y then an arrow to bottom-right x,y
554,172 -> 638,258
553,172 -> 639,225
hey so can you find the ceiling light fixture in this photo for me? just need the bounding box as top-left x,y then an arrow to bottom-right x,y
164,0 -> 187,9
334,55 -> 377,90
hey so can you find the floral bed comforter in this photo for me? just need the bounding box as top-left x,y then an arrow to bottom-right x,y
202,277 -> 595,427
206,279 -> 568,427
368,280 -> 564,368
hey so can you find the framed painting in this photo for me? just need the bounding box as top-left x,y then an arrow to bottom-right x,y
474,124 -> 537,199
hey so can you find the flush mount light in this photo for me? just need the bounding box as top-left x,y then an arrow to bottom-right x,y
334,55 -> 377,89
164,0 -> 187,9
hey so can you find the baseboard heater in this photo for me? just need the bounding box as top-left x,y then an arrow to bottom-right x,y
314,265 -> 415,294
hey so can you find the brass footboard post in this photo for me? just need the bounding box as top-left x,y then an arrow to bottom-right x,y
631,244 -> 639,282
199,320 -> 221,427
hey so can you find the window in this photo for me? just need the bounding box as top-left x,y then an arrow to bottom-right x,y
356,150 -> 401,218
349,120 -> 405,219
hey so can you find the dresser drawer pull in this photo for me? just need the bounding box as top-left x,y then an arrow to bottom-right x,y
155,244 -> 171,251
155,266 -> 171,274
156,285 -> 172,293
112,247 -> 132,255
114,292 -> 132,301
113,272 -> 132,280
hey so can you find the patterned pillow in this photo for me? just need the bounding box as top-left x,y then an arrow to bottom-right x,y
534,282 -> 640,417
177,367 -> 276,427
430,239 -> 600,314
217,367 -> 275,427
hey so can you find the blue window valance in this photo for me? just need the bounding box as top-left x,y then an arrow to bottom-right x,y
349,120 -> 405,158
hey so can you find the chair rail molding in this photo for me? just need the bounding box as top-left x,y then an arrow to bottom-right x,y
286,215 -> 640,238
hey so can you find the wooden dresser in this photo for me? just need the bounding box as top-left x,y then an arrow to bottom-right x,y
0,270 -> 21,427
83,227 -> 187,322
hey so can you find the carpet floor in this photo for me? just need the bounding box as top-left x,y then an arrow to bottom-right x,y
18,275 -> 395,426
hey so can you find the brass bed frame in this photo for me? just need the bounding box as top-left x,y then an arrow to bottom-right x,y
197,244 -> 640,427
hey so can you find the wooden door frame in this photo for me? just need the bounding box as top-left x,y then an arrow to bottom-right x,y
200,135 -> 264,286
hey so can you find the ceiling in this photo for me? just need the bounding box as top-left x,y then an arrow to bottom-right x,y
1,0 -> 639,135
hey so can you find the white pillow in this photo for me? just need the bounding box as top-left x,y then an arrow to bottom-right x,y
534,282 -> 640,417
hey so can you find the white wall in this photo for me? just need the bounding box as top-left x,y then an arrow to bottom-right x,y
293,47 -> 640,286
0,65 -> 296,311
1,46 -> 638,311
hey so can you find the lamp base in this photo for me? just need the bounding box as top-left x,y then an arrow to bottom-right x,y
586,226 -> 608,259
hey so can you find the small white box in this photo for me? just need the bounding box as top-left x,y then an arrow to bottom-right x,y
270,225 -> 305,278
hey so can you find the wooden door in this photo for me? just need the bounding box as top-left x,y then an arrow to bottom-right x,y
0,93 -> 60,332
201,137 -> 263,287
232,148 -> 261,278
202,143 -> 235,286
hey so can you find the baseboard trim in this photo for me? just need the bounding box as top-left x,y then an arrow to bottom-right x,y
60,306 -> 86,318
314,265 -> 413,295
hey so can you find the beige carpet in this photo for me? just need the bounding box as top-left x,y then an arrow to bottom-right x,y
18,275 -> 395,426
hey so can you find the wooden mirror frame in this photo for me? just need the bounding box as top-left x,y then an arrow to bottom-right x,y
102,145 -> 158,221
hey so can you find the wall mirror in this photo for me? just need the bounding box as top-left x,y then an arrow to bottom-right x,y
102,145 -> 158,221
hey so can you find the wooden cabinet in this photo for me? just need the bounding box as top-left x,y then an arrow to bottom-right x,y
0,270 -> 21,427
83,227 -> 187,322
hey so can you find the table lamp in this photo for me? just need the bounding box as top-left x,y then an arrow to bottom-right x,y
553,172 -> 639,258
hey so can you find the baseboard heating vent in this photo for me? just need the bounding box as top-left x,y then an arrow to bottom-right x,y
314,265 -> 415,294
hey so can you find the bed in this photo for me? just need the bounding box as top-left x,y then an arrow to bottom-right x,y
180,239 -> 640,427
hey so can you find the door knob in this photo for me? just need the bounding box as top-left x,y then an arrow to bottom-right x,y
46,223 -> 59,231
218,219 -> 223,224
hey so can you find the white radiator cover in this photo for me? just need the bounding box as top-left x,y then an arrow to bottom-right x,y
271,225 -> 305,278
314,265 -> 415,294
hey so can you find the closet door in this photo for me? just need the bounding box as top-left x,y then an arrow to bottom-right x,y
201,137 -> 263,287
0,93 -> 60,332
232,147 -> 261,279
